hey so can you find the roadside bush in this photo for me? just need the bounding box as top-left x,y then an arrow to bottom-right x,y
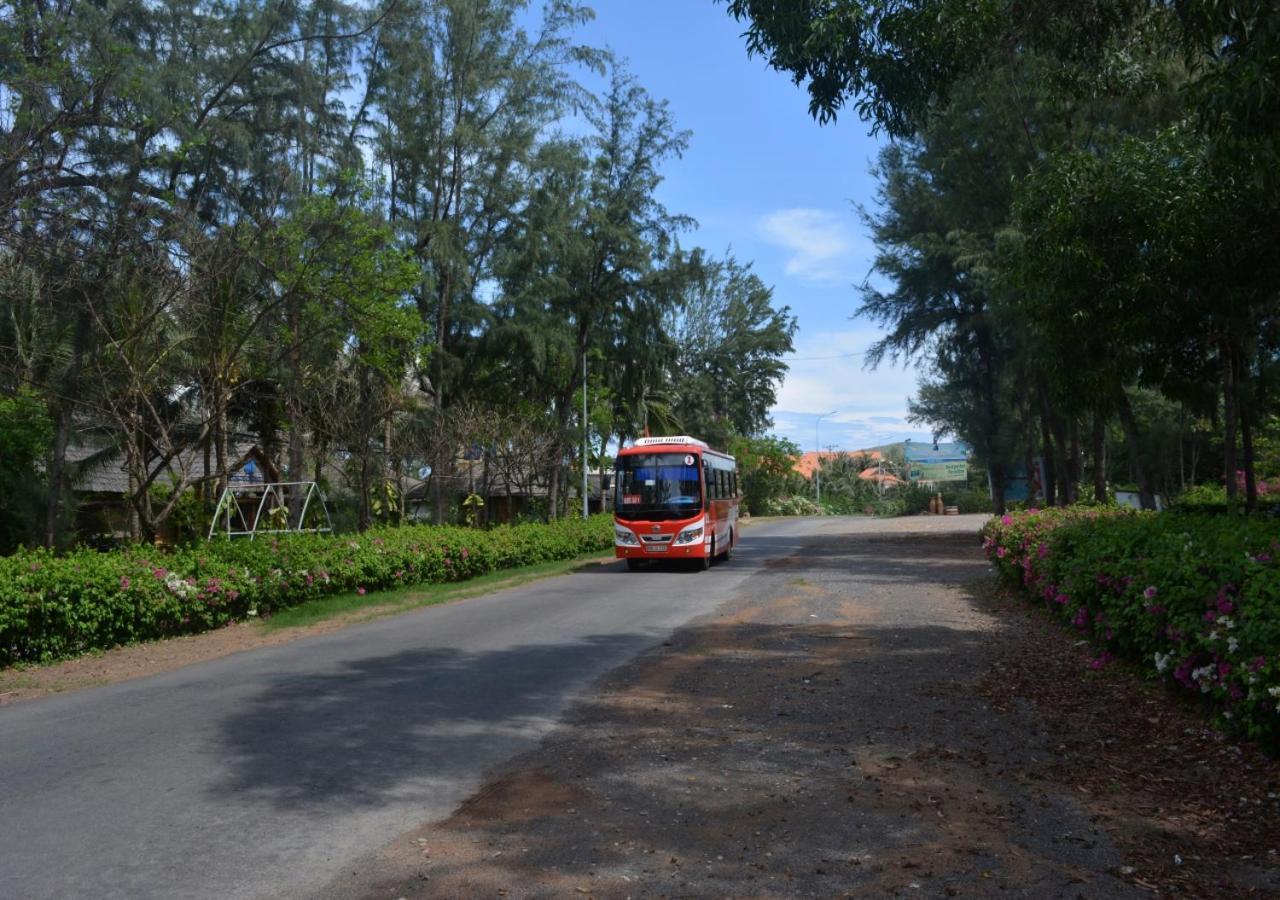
1171,481 -> 1280,516
942,486 -> 994,514
760,495 -> 824,516
0,515 -> 614,666
982,507 -> 1280,750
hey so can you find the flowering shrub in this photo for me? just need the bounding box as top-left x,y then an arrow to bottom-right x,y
0,515 -> 613,666
982,507 -> 1280,750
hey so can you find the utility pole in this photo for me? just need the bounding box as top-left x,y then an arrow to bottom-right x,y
582,348 -> 589,520
815,411 -> 836,505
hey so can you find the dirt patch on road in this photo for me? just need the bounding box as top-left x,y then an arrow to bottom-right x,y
350,526 -> 1275,898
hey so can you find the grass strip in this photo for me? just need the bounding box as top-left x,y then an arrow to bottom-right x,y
257,551 -> 617,632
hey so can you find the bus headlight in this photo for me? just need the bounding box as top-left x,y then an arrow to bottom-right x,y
675,525 -> 703,544
614,526 -> 639,545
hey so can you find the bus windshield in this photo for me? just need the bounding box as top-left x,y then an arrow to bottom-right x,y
615,453 -> 702,519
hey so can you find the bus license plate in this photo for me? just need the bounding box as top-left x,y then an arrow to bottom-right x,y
645,544 -> 668,552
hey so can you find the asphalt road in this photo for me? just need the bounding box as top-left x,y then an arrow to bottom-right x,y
0,516 -> 851,900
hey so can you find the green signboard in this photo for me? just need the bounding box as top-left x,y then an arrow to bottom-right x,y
909,459 -> 968,482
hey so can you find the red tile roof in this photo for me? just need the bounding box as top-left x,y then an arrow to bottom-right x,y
793,449 -> 883,479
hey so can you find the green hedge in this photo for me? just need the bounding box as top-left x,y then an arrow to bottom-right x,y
0,515 -> 614,667
982,507 -> 1280,750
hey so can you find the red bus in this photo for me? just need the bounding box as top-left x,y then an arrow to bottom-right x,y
613,436 -> 740,571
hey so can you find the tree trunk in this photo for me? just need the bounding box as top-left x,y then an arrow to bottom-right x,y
286,296 -> 306,526
1092,410 -> 1108,503
988,461 -> 1006,515
1066,418 -> 1081,505
546,444 -> 561,520
1241,402 -> 1257,511
1223,345 -> 1238,499
214,379 -> 229,507
975,320 -> 1004,514
44,306 -> 92,548
1116,389 -> 1156,510
1038,411 -> 1057,507
45,399 -> 71,548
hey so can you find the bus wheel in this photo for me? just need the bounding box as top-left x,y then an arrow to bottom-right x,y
626,558 -> 643,572
721,530 -> 733,562
697,542 -> 712,570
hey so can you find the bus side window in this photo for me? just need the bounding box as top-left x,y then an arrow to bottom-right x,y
719,469 -> 727,499
730,471 -> 737,497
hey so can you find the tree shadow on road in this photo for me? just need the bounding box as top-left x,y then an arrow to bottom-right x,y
209,633 -> 653,812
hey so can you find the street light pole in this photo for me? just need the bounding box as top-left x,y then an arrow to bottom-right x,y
582,347 -> 589,520
815,411 -> 836,505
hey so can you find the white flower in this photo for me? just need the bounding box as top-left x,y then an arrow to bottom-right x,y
1154,652 -> 1172,673
1219,616 -> 1234,630
1191,665 -> 1216,693
1228,637 -> 1240,653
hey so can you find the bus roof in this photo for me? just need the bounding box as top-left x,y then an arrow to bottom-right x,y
619,436 -> 734,463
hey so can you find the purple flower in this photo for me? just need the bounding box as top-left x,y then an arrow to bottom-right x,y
1142,585 -> 1158,599
996,546 -> 1007,558
1250,656 -> 1266,673
120,576 -> 131,590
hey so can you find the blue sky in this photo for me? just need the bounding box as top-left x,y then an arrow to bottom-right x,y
571,1 -> 937,452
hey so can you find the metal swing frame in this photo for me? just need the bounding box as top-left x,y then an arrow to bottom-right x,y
207,481 -> 334,540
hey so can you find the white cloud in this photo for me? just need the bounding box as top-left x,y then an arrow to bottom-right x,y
769,328 -> 941,451
757,208 -> 864,283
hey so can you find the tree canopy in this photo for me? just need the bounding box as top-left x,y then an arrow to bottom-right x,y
0,0 -> 797,548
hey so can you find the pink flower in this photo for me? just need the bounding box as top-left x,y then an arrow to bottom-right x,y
1000,514 -> 1013,525
120,576 -> 131,590
357,586 -> 366,596
1142,586 -> 1158,599
996,546 -> 1007,558
1250,656 -> 1266,672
